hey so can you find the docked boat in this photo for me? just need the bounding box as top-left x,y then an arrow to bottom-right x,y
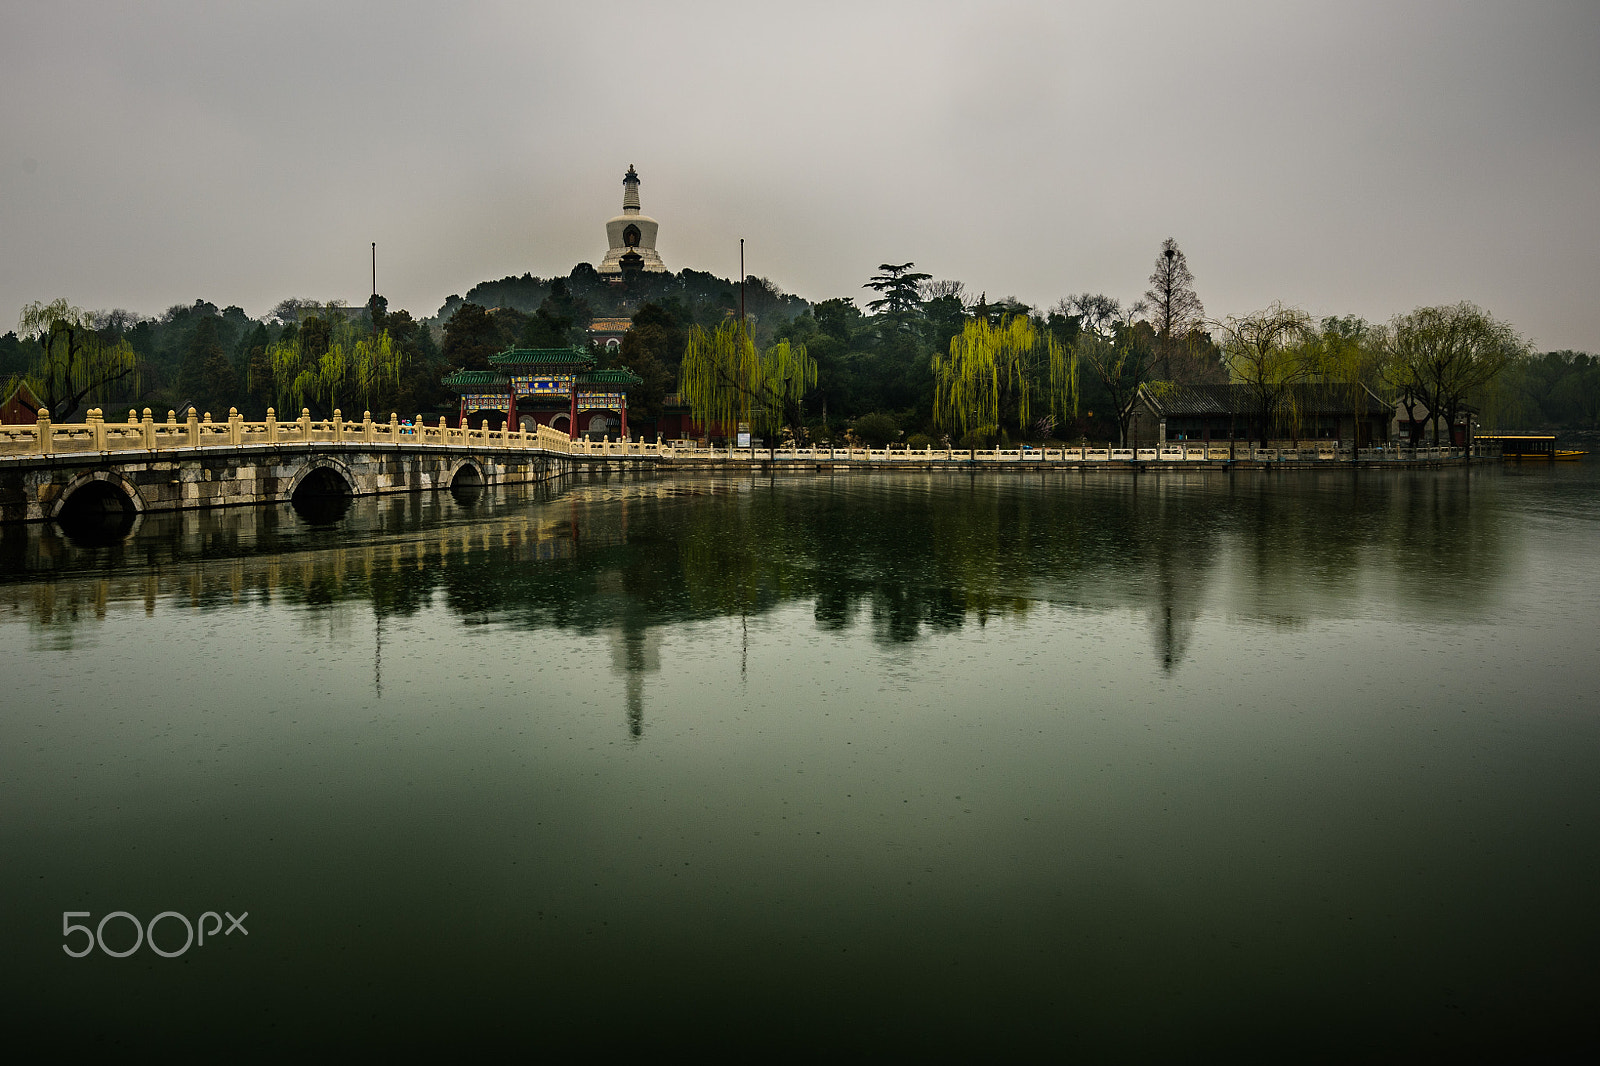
1475,434 -> 1587,460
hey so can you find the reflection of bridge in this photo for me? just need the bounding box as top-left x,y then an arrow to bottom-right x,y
2,404 -> 1473,524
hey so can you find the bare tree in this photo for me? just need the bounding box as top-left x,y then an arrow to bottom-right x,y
1144,238 -> 1205,381
918,279 -> 968,304
1059,293 -> 1153,446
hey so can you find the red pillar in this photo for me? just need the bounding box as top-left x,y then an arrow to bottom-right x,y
568,381 -> 578,440
620,396 -> 629,441
508,380 -> 518,433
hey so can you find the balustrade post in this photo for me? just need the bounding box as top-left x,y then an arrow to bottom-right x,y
390,412 -> 399,444
90,408 -> 106,451
333,409 -> 344,442
187,408 -> 200,448
142,408 -> 155,449
438,415 -> 449,444
300,408 -> 312,442
363,410 -> 374,443
229,408 -> 242,446
266,407 -> 278,444
36,408 -> 52,455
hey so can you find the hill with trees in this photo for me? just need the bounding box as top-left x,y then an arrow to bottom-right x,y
5,243 -> 1589,441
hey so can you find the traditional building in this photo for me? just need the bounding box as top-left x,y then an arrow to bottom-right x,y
1127,383 -> 1392,447
1,380 -> 43,424
586,317 -> 633,353
441,347 -> 642,439
597,165 -> 668,276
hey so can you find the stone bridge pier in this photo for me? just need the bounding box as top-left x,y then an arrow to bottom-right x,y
1,442 -> 566,524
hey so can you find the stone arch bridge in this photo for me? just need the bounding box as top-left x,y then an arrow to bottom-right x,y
0,407 -> 612,524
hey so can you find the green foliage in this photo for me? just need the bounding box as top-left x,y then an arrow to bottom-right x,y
1054,294 -> 1154,446
1489,350 -> 1600,429
16,299 -> 140,421
443,303 -> 509,372
179,316 -> 234,414
263,304 -> 404,416
933,315 -> 1075,443
520,279 -> 590,349
864,262 -> 930,319
1,330 -> 36,381
852,411 -> 900,447
1219,303 -> 1319,445
678,320 -> 816,436
1377,302 -> 1527,443
617,301 -> 688,423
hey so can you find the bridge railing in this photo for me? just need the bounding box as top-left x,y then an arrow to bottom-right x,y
641,442 -> 1465,464
0,407 -> 584,458
1,409 -> 1464,465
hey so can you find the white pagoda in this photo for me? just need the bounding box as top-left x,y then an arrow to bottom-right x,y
597,164 -> 668,275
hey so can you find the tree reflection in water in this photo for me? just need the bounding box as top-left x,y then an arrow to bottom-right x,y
1,468 -> 1513,727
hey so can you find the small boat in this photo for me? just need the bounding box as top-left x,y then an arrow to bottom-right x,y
1475,434 -> 1587,460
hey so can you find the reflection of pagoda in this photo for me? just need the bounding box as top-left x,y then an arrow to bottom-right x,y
597,165 -> 668,276
442,346 -> 641,439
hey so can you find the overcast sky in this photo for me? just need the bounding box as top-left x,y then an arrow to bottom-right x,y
3,0 -> 1597,350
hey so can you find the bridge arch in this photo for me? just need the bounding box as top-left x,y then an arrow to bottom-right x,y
288,456 -> 355,523
444,457 -> 487,489
49,469 -> 146,521
288,456 -> 356,501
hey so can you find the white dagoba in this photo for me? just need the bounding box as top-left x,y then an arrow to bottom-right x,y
597,164 -> 668,275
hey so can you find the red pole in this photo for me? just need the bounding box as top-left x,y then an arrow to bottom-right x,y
509,380 -> 517,433
568,381 -> 578,440
620,394 -> 629,441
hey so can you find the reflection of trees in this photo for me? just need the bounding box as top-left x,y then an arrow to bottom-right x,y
2,469 -> 1513,684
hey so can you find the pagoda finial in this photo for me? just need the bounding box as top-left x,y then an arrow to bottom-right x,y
622,164 -> 641,212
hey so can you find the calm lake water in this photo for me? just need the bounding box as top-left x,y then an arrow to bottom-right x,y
3,462 -> 1598,1056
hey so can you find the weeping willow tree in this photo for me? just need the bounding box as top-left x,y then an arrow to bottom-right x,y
678,319 -> 816,438
1310,315 -> 1385,447
15,299 -> 140,421
932,315 -> 1075,445
265,305 -> 403,416
1218,303 -> 1318,446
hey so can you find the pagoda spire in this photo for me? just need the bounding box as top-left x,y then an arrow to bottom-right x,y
622,164 -> 641,213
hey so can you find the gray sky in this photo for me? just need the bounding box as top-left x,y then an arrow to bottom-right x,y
3,0 -> 1597,350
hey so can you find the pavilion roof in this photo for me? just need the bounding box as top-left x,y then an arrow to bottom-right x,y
440,369 -> 508,388
488,346 -> 595,367
580,368 -> 644,386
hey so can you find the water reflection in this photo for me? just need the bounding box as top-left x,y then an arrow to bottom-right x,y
2,468 -> 1521,691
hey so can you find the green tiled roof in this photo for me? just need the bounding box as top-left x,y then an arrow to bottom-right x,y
580,368 -> 644,386
441,369 -> 508,387
488,347 -> 594,367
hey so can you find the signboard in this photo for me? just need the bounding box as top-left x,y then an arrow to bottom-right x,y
512,374 -> 575,395
737,422 -> 751,449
